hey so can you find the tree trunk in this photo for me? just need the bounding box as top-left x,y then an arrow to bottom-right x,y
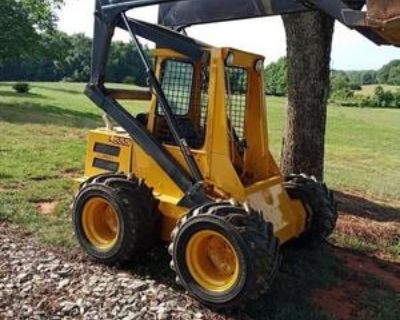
281,12 -> 334,181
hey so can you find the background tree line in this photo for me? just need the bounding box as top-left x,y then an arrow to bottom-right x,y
264,57 -> 400,108
0,31 -> 148,86
330,68 -> 400,108
264,57 -> 400,96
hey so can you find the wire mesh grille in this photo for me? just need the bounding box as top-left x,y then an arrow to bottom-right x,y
158,60 -> 193,115
156,59 -> 209,149
226,67 -> 248,141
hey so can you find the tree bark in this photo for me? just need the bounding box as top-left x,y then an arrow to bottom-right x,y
281,12 -> 334,182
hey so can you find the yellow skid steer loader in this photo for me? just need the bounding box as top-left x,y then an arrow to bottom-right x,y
71,0 -> 399,308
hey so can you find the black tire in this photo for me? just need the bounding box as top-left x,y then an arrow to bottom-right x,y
72,173 -> 160,265
169,202 -> 280,308
284,174 -> 337,244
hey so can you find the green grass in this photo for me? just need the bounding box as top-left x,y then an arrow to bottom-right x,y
0,82 -> 148,246
0,81 -> 399,319
266,95 -> 400,202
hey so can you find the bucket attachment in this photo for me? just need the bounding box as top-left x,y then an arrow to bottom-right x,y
366,0 -> 400,45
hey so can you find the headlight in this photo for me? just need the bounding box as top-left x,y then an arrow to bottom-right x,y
255,59 -> 264,73
225,53 -> 235,66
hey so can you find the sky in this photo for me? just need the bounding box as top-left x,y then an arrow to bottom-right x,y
57,0 -> 399,70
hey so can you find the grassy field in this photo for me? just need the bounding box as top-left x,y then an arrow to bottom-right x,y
0,81 -> 399,240
0,82 -> 399,319
360,84 -> 400,95
268,95 -> 400,202
0,82 -> 148,246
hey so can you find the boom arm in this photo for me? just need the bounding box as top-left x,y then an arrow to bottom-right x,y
162,0 -> 400,46
159,0 -> 399,47
97,0 -> 400,46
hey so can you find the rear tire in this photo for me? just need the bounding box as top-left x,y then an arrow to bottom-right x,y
72,173 -> 160,265
284,174 -> 337,244
169,202 -> 280,308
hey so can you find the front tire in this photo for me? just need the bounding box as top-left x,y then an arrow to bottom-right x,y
169,202 -> 280,308
72,173 -> 160,265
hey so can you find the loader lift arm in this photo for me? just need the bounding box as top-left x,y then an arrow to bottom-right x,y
86,0 -> 399,207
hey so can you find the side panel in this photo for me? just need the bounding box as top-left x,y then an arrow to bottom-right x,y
132,145 -> 186,202
84,129 -> 133,177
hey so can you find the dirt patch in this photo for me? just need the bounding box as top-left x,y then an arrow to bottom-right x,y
0,182 -> 25,192
35,200 -> 59,215
313,249 -> 400,319
337,249 -> 400,292
335,191 -> 400,262
63,131 -> 87,140
336,214 -> 400,244
61,168 -> 81,179
335,191 -> 400,222
313,281 -> 362,320
29,175 -> 58,182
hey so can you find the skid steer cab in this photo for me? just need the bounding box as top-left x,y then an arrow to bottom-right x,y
73,45 -> 337,308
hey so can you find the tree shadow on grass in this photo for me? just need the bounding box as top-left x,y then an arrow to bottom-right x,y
31,83 -> 83,95
233,244 -> 342,320
0,173 -> 13,180
243,244 -> 399,320
0,90 -> 46,99
0,101 -> 102,128
335,191 -> 400,223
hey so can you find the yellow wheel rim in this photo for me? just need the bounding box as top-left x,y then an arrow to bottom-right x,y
82,197 -> 120,251
186,230 -> 240,292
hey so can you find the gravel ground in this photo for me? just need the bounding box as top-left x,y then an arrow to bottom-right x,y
0,221 -> 240,320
